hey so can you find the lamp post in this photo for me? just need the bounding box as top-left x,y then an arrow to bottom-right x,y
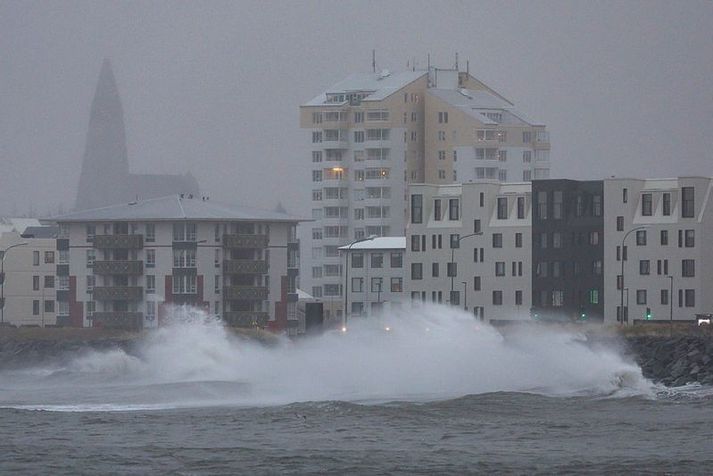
667,275 -> 674,336
342,235 -> 376,329
449,232 -> 483,299
1,242 -> 29,325
461,281 -> 467,311
619,226 -> 647,325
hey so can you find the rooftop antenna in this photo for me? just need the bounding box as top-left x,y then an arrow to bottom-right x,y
466,60 -> 470,76
427,53 -> 431,70
372,49 -> 376,73
455,52 -> 459,70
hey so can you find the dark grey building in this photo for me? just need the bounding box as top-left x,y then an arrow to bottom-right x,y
75,59 -> 199,211
531,180 -> 604,322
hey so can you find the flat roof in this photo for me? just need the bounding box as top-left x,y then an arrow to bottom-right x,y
55,195 -> 305,223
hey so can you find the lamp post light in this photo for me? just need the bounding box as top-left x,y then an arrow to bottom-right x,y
342,235 -> 376,330
0,242 -> 29,325
619,226 -> 647,325
449,232 -> 483,301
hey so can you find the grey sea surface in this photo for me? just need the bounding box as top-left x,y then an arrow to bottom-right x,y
2,390 -> 713,475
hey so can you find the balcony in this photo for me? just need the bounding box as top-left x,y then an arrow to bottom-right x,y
223,259 -> 268,275
223,234 -> 268,249
93,286 -> 143,301
222,311 -> 269,328
94,234 -> 144,250
91,312 -> 143,329
94,260 -> 144,275
223,285 -> 268,301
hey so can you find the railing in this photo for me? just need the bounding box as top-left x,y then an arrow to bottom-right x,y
93,260 -> 144,275
222,259 -> 268,275
94,234 -> 144,249
222,234 -> 268,249
222,311 -> 269,328
223,286 -> 268,301
93,286 -> 143,301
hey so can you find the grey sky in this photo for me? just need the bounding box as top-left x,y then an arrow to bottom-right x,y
1,0 -> 712,216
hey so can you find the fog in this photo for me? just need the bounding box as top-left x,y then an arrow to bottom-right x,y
1,0 -> 712,216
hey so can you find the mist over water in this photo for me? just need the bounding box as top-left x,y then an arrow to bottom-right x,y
0,305 -> 654,412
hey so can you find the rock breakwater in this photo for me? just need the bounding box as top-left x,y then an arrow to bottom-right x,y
625,335 -> 713,386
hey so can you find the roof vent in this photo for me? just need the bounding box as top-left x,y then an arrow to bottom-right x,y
377,69 -> 391,80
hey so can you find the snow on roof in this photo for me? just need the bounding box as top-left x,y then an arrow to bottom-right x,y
304,71 -> 427,106
0,218 -> 42,235
338,236 -> 406,251
54,195 -> 304,223
428,88 -> 543,126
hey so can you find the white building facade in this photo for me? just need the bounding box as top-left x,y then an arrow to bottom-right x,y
405,181 -> 532,321
54,195 -> 300,330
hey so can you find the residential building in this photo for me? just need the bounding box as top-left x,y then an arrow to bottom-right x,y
603,177 -> 713,324
300,65 -> 549,320
405,181 -> 532,321
531,180 -> 605,322
0,226 -> 58,327
339,237 -> 406,318
54,195 -> 301,330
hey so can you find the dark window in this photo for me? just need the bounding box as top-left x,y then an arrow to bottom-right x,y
447,262 -> 457,277
685,229 -> 695,247
371,253 -> 383,268
411,235 -> 421,252
497,197 -> 508,219
636,230 -> 647,246
390,252 -> 402,268
515,290 -> 523,305
432,262 -> 439,277
495,262 -> 505,276
44,276 -> 54,288
448,199 -> 459,220
32,300 -> 40,315
682,259 -> 695,277
552,191 -> 563,219
411,194 -> 423,223
685,289 -> 695,307
660,230 -> 668,245
682,187 -> 695,218
474,276 -> 481,291
411,263 -> 423,280
473,219 -> 481,233
641,193 -> 653,216
661,289 -> 669,305
663,193 -> 671,216
492,233 -> 503,248
32,276 -> 40,291
44,300 -> 54,313
639,260 -> 650,275
537,191 -> 548,219
479,192 -> 484,207
593,195 -> 602,217
515,233 -> 523,248
493,290 -> 503,305
433,199 -> 442,221
450,290 -> 459,305
352,253 -> 364,268
623,188 -> 628,203
517,197 -> 525,219
450,234 -> 460,249
616,216 -> 624,232
636,290 -> 647,305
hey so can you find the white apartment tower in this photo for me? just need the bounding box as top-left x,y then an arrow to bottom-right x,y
301,66 -> 549,320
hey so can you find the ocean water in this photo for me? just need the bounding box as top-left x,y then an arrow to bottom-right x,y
1,306 -> 712,474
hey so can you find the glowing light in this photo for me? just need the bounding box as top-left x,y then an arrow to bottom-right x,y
384,326 -> 391,332
332,167 -> 344,172
341,326 -> 347,333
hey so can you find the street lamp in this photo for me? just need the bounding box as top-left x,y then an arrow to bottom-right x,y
449,232 -> 483,300
619,226 -> 647,325
342,235 -> 376,329
1,242 -> 29,325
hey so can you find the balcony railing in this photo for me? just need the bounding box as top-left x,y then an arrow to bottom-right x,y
222,311 -> 269,328
91,311 -> 143,329
223,286 -> 268,301
223,259 -> 268,275
93,286 -> 143,301
223,234 -> 268,249
94,234 -> 144,249
93,260 -> 144,275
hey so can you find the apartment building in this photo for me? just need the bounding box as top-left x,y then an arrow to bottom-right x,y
603,177 -> 713,324
0,226 -> 58,327
54,195 -> 301,330
531,180 -> 605,322
339,237 -> 405,319
300,65 -> 549,320
405,181 -> 532,321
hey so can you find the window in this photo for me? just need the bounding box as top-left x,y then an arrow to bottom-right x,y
685,229 -> 695,247
515,290 -> 523,306
411,194 -> 423,224
353,131 -> 364,143
44,251 -> 54,264
474,276 -> 481,291
447,262 -> 457,278
86,249 -> 95,268
312,170 -> 322,182
552,232 -> 562,249
312,151 -> 322,163
589,232 -> 600,246
522,150 -> 532,163
354,111 -> 364,123
434,199 -> 442,221
351,253 -> 364,269
623,188 -> 628,203
473,219 -> 481,233
662,193 -> 671,216
492,233 -> 503,248
552,291 -> 564,307
86,225 -> 96,242
497,197 -> 508,219
146,275 -> 155,294
351,277 -> 363,293
661,289 -> 669,305
145,224 -> 155,242
516,197 -> 525,219
448,199 -> 459,220
493,291 -> 503,305
592,260 -> 602,275
390,277 -> 402,293
636,290 -> 647,305
685,289 -> 695,307
44,276 -> 54,288
44,300 -> 54,313
371,278 -> 383,293
173,249 -> 196,268
366,110 -> 389,121
522,131 -> 531,143
438,169 -> 446,179
682,187 -> 695,218
172,275 -> 197,294
411,235 -> 421,252
636,230 -> 647,246
616,216 -> 624,232
682,259 -> 695,277
589,289 -> 599,304
390,252 -> 402,268
432,262 -> 439,278
536,191 -> 548,219
495,261 -> 505,276
370,253 -> 383,268
172,223 -> 196,242
552,191 -> 563,219
311,286 -> 323,298
32,300 -> 40,315
146,249 -> 156,268
438,150 -> 446,160
515,233 -> 523,248
660,230 -> 668,245
639,260 -> 650,275
411,263 -> 423,280
641,193 -> 653,216
438,111 -> 448,123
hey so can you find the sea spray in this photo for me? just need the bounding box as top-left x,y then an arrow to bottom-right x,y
0,304 -> 654,411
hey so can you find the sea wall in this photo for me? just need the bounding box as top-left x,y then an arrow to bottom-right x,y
625,335 -> 713,386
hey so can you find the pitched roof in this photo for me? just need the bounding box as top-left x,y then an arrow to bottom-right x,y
338,236 -> 406,251
55,195 -> 304,223
304,71 -> 427,106
428,88 -> 544,126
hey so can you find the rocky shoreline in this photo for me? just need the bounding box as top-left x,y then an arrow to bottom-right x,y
624,335 -> 713,386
